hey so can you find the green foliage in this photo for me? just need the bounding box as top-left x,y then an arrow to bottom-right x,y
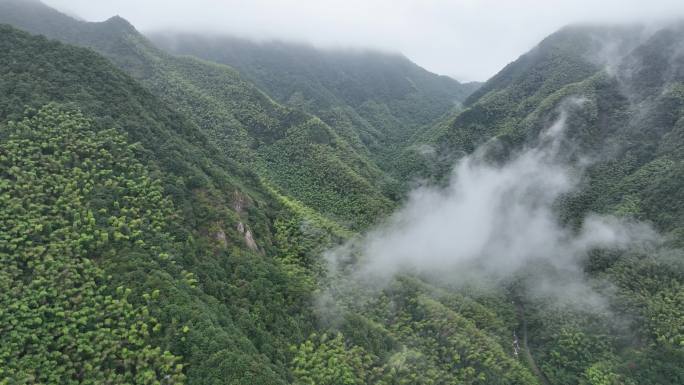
397,22 -> 684,385
0,0 -> 397,231
142,53 -> 395,229
150,32 -> 480,176
0,24 -> 321,385
301,278 -> 538,385
292,333 -> 374,385
1,3 -> 683,385
0,105 -> 184,384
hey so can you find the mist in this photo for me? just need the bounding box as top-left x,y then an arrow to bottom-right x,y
42,0 -> 684,81
324,98 -> 657,306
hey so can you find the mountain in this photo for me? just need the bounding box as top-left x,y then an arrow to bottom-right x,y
420,23 -> 684,235
0,0 -> 395,229
0,7 -> 531,383
0,1 -> 682,384
0,22 -> 330,383
405,22 -> 684,384
149,33 -> 480,173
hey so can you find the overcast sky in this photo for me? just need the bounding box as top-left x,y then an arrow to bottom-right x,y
43,0 -> 684,81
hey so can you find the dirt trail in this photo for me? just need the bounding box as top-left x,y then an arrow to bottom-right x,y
515,301 -> 551,385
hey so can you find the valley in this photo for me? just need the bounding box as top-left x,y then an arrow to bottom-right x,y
0,1 -> 682,384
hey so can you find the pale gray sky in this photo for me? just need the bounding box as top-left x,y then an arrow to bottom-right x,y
43,0 -> 684,81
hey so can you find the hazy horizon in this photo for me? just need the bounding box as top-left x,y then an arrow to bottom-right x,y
39,0 -> 684,82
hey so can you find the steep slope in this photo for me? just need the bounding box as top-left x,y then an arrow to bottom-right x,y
0,24 -> 329,384
0,0 -> 394,228
0,14 -> 539,385
1,103 -> 186,384
400,24 -> 645,179
149,33 -> 480,172
2,2 -> 682,384
0,3 -> 540,385
407,22 -> 684,384
422,23 -> 684,235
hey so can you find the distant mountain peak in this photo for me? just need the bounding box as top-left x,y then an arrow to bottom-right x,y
102,14 -> 136,33
104,15 -> 132,27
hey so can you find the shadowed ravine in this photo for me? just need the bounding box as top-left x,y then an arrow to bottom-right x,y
516,301 -> 551,385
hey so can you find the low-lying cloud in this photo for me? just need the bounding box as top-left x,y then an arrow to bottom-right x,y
43,0 -> 684,81
325,98 -> 656,303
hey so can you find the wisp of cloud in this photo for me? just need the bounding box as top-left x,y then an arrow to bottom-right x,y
325,98 -> 656,303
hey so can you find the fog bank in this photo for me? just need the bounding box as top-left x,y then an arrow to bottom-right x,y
43,0 -> 684,81
325,98 -> 656,304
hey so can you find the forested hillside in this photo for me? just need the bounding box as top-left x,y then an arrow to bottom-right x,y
403,22 -> 684,384
0,22 -> 312,383
0,1 -> 682,384
150,33 -> 480,173
0,12 -> 530,384
0,0 -> 395,229
421,23 -> 684,237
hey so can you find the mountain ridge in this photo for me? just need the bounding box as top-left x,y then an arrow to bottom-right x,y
0,0 -> 399,228
0,1 -> 682,384
149,31 -> 481,176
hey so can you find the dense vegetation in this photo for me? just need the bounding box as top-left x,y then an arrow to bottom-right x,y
0,105 -> 184,384
150,33 -> 480,174
0,0 -> 394,229
404,22 -> 684,385
0,23 -> 322,384
0,1 -> 682,384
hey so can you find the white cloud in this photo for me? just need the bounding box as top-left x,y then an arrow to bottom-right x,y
324,98 -> 657,304
43,0 -> 684,81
